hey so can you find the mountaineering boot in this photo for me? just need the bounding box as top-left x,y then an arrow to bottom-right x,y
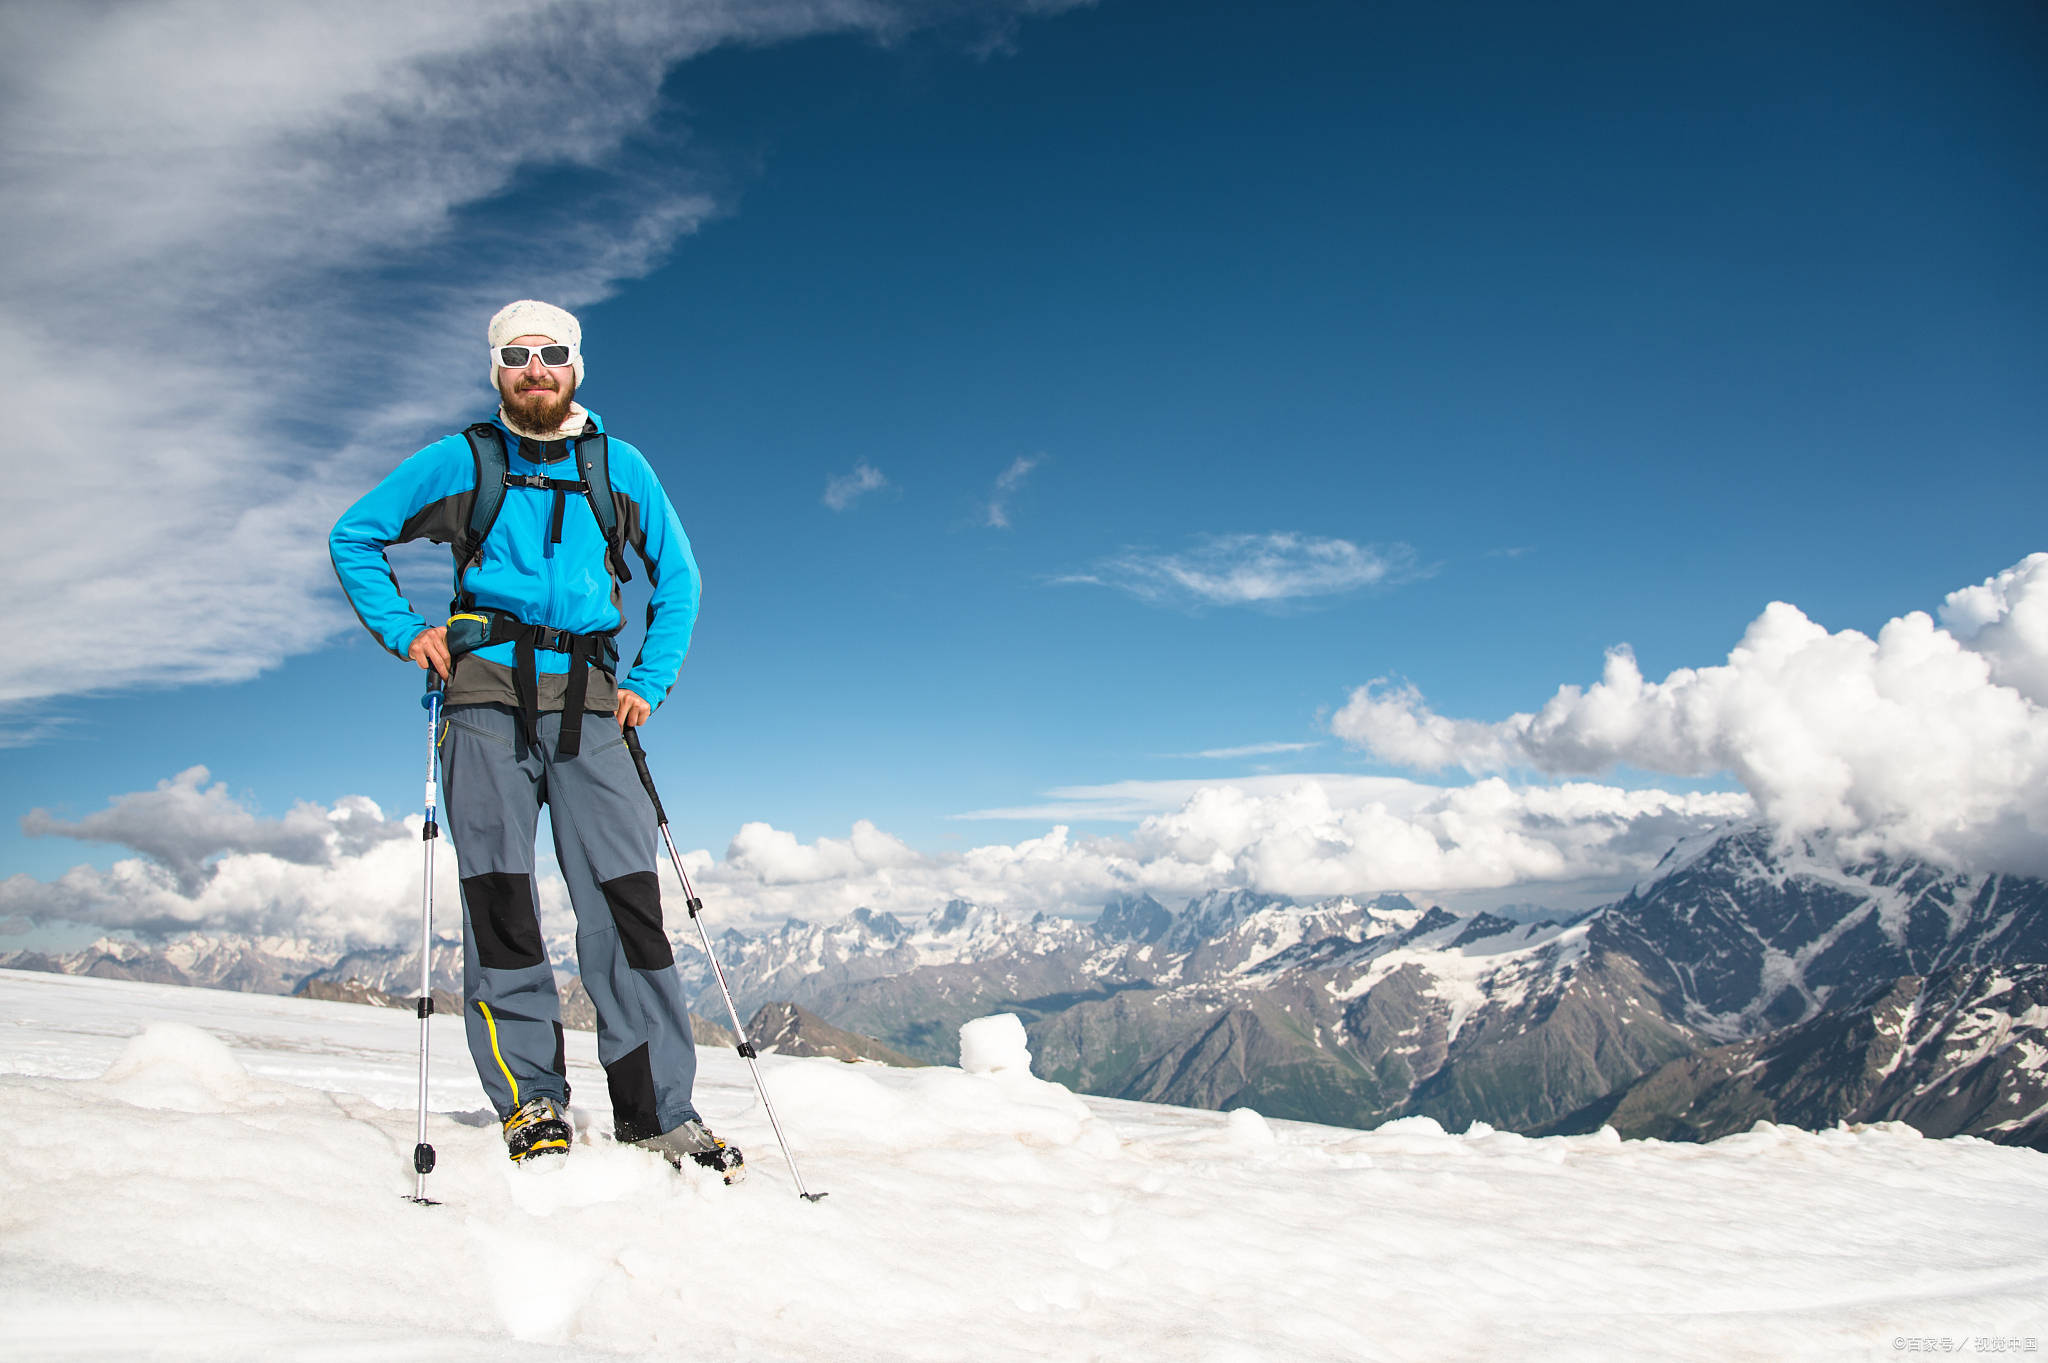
630,1117 -> 745,1184
502,1096 -> 572,1163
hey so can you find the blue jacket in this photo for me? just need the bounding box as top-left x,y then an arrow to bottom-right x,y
329,409 -> 700,708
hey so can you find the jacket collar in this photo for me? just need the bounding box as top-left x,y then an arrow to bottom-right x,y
492,405 -> 605,464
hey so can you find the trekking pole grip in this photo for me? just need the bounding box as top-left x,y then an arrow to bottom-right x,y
622,727 -> 669,825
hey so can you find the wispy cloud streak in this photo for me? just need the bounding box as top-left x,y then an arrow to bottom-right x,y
1168,741 -> 1321,760
0,0 -> 1080,737
1062,532 -> 1423,609
985,454 -> 1042,528
824,461 -> 889,511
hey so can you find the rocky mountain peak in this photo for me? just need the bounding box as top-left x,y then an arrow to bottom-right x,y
1399,906 -> 1460,944
846,908 -> 906,940
1094,893 -> 1173,944
1450,913 -> 1520,949
744,1000 -> 925,1067
1594,827 -> 2048,1039
1162,888 -> 1293,953
932,899 -> 976,934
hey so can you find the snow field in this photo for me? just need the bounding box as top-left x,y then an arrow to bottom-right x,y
4,969 -> 2046,1361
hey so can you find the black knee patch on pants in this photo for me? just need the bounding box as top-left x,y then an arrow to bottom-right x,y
465,871 -> 546,969
601,871 -> 674,969
608,1043 -> 662,1142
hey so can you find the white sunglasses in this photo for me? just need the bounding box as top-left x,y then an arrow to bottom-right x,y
492,342 -> 579,369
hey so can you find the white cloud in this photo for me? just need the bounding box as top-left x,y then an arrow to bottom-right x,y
823,461 -> 889,512
1063,533 -> 1422,609
8,777 -> 432,941
1167,741 -> 1321,760
3,769 -> 1746,943
1115,779 -> 1748,902
1333,553 -> 2048,875
0,0 -> 1079,737
22,767 -> 407,896
1939,553 -> 2048,705
953,773 -> 1425,823
985,454 -> 1042,528
667,777 -> 1748,922
724,819 -> 922,885
1330,681 -> 1524,773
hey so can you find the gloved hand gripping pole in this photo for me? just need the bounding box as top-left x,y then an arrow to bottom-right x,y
623,728 -> 826,1203
408,675 -> 444,1205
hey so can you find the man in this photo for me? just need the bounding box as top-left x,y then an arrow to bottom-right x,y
330,299 -> 737,1177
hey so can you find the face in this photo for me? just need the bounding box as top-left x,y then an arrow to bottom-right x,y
496,332 -> 577,430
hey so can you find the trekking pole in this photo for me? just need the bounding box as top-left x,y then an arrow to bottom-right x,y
407,674 -> 445,1205
623,727 -> 826,1202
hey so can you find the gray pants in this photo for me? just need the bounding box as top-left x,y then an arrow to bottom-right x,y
439,702 -> 699,1140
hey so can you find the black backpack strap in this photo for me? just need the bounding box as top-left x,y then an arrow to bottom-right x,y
572,432 -> 633,585
456,423 -> 510,605
557,634 -> 596,758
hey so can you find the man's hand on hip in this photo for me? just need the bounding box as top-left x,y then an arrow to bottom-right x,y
409,626 -> 451,679
616,688 -> 652,728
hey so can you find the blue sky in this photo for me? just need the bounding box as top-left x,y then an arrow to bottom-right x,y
4,0 -> 2046,940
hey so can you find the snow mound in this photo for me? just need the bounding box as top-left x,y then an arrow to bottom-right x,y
958,1011 -> 1031,1075
1371,1113 -> 1447,1137
769,1015 -> 1115,1155
97,1021 -> 255,1112
1225,1107 -> 1276,1152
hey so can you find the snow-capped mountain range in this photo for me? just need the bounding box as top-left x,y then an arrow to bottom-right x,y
1571,962 -> 2048,1147
6,826 -> 2045,1147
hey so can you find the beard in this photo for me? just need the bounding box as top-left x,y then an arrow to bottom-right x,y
501,373 -> 577,433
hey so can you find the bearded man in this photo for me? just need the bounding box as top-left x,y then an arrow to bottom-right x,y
330,300 -> 737,1177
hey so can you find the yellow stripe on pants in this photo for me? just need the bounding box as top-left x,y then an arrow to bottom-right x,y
475,1000 -> 520,1106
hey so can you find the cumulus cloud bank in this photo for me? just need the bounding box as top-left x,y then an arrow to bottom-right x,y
0,0 -> 1078,735
22,767 -> 408,896
5,769 -> 1746,945
1333,554 -> 2048,874
10,776 -> 430,942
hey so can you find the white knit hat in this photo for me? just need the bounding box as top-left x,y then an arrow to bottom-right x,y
488,299 -> 584,386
